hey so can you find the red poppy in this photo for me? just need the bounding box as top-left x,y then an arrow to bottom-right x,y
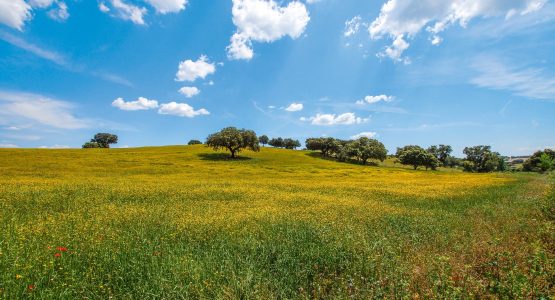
27,285 -> 35,291
54,253 -> 61,257
56,247 -> 68,252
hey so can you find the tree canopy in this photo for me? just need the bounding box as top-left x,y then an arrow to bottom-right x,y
427,144 -> 453,167
188,140 -> 202,145
259,135 -> 269,146
349,137 -> 388,165
523,149 -> 555,173
83,133 -> 118,149
462,146 -> 504,173
206,127 -> 260,158
397,145 -> 438,170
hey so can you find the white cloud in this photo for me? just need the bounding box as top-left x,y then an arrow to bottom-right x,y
178,86 -> 200,98
100,0 -> 147,25
369,0 -> 548,61
471,58 -> 555,100
99,2 -> 110,12
158,102 -> 209,118
227,0 -> 310,60
351,132 -> 377,139
144,0 -> 187,14
47,2 -> 69,21
227,33 -> 254,60
112,97 -> 159,111
0,143 -> 19,148
28,0 -> 55,8
0,90 -> 89,129
0,0 -> 69,29
377,34 -> 410,63
175,55 -> 216,82
301,113 -> 368,126
39,144 -> 70,149
0,0 -> 32,30
284,102 -> 303,111
344,16 -> 363,37
356,94 -> 394,105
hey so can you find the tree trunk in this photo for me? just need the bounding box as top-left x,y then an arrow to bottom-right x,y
228,147 -> 236,158
413,165 -> 418,170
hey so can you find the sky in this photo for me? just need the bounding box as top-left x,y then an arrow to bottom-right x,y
0,0 -> 554,156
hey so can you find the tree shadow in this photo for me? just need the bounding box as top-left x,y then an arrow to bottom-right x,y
304,152 -> 380,166
197,153 -> 252,161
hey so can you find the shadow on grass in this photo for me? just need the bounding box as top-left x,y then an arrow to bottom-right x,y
198,153 -> 252,161
304,152 -> 380,166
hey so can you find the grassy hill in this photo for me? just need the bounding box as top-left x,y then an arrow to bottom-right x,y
0,146 -> 553,298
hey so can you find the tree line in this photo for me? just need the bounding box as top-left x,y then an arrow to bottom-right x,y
82,128 -> 550,174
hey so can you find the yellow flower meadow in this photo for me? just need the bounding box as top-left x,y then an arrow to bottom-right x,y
0,145 -> 552,298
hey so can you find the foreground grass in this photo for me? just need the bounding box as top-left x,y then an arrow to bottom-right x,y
0,146 -> 553,298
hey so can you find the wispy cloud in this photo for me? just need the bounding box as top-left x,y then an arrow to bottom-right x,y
0,90 -> 89,129
90,71 -> 134,87
381,122 -> 482,132
0,30 -> 67,66
0,30 -> 132,87
471,58 -> 555,100
0,143 -> 19,148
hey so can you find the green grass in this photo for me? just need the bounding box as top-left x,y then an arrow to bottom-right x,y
0,145 -> 553,298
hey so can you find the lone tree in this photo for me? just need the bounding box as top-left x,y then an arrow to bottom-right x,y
83,133 -> 118,149
397,145 -> 438,170
206,127 -> 260,158
259,135 -> 269,147
462,145 -> 503,173
188,139 -> 202,145
350,137 -> 388,165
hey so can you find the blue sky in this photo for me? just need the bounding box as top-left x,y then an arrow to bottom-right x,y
0,0 -> 554,156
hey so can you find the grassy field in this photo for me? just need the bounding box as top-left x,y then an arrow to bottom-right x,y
0,145 -> 553,298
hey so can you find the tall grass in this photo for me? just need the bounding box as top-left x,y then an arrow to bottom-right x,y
0,146 -> 553,298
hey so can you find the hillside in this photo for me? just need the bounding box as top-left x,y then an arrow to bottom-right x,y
0,146 -> 553,298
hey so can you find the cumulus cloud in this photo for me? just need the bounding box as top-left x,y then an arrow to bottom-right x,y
178,86 -> 200,98
227,0 -> 310,60
284,102 -> 303,111
0,0 -> 69,30
356,94 -> 394,105
144,0 -> 187,14
99,0 -> 147,25
344,16 -> 364,37
0,0 -> 32,30
47,2 -> 69,21
158,102 -> 209,118
301,113 -> 368,126
175,55 -> 216,82
0,90 -> 89,129
112,97 -> 159,111
369,0 -> 548,61
351,132 -> 377,139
